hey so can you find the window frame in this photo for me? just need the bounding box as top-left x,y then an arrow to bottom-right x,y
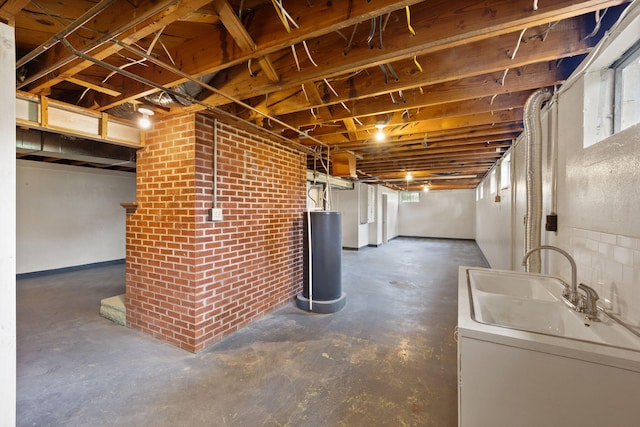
613,39 -> 640,133
400,191 -> 420,203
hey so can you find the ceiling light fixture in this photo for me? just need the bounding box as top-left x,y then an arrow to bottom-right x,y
137,106 -> 155,130
374,124 -> 386,142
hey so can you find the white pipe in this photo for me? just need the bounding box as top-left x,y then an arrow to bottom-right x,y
550,93 -> 559,215
524,89 -> 552,273
509,144 -> 517,270
212,118 -> 217,208
307,210 -> 313,311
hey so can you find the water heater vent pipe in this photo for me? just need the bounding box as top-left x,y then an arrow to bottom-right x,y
524,88 -> 552,273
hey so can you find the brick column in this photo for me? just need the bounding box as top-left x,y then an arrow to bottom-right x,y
125,114 -> 305,352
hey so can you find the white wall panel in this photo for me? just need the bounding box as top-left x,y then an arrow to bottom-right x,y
0,23 -> 16,427
398,190 -> 475,239
16,160 -> 135,274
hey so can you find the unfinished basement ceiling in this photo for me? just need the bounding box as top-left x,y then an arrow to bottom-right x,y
6,0 -> 631,189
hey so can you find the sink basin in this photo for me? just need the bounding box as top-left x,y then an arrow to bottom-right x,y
467,268 -> 561,301
466,268 -> 640,351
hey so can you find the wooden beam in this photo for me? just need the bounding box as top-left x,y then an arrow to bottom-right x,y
263,60 -> 565,130
343,118 -> 359,141
213,0 -> 280,82
95,0 -> 621,112
66,76 -> 122,97
233,17 -> 590,120
93,0 -> 424,110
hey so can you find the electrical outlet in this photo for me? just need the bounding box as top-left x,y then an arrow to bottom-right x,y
208,208 -> 223,222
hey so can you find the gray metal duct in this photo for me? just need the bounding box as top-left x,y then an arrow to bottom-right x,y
523,88 -> 552,273
144,72 -> 218,108
16,128 -> 137,170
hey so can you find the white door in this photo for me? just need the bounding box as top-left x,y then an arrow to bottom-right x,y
382,194 -> 388,244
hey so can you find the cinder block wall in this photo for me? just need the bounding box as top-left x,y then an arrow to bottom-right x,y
126,113 -> 305,352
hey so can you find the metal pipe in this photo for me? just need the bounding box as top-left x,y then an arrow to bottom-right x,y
523,88 -> 551,273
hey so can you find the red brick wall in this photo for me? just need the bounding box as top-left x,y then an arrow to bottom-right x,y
125,113 -> 306,352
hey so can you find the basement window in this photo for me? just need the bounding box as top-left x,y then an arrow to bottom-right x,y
489,169 -> 497,195
613,40 -> 640,133
584,39 -> 640,147
400,192 -> 420,203
500,153 -> 511,190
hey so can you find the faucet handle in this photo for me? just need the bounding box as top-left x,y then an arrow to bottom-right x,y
578,283 -> 600,321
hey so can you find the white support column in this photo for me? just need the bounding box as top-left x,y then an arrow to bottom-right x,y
0,22 -> 16,427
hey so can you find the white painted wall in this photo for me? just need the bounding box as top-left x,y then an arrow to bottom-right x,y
476,4 -> 640,327
475,163 -> 512,270
368,186 -> 400,246
332,184 -> 363,248
333,183 -> 400,249
16,160 -> 136,274
382,186 -> 399,242
0,23 -> 16,427
398,189 -> 476,239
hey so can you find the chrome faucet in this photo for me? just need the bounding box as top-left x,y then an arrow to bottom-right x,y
522,245 -> 580,307
578,283 -> 600,321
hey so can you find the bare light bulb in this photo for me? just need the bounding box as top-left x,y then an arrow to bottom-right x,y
138,115 -> 152,129
137,106 -> 154,130
374,124 -> 386,142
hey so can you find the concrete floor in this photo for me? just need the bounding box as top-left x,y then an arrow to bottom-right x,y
17,237 -> 488,426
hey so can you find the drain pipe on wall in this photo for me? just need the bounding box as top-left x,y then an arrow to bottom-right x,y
523,88 -> 552,273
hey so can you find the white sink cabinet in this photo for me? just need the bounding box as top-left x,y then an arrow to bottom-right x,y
457,266 -> 640,427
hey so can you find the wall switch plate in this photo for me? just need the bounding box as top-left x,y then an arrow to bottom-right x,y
208,208 -> 223,222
